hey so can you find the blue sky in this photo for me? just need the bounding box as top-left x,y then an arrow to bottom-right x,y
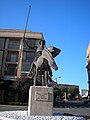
0,0 -> 90,90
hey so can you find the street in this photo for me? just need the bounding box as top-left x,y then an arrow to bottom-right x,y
53,107 -> 90,119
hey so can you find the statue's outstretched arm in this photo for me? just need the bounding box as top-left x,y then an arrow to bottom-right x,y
24,40 -> 37,50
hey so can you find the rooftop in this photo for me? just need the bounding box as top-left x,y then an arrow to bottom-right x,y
0,29 -> 44,39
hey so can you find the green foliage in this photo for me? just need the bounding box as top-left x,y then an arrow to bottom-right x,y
11,78 -> 33,103
55,86 -> 79,100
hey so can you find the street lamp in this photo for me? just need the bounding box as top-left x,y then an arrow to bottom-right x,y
53,76 -> 61,84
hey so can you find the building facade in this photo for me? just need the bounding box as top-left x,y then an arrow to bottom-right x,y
80,89 -> 88,98
86,43 -> 90,97
0,29 -> 44,102
0,29 -> 44,80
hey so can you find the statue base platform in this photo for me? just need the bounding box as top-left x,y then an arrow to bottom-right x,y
28,86 -> 53,116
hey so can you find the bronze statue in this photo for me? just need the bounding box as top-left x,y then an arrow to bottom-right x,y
29,40 -> 60,86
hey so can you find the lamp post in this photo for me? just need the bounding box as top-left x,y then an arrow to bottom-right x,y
53,76 -> 61,84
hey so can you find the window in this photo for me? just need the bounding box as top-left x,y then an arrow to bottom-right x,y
21,63 -> 31,71
0,51 -> 3,70
24,39 -> 36,50
0,51 -> 3,63
6,52 -> 18,62
8,39 -> 20,49
0,38 -> 5,49
22,52 -> 35,63
10,55 -> 17,62
22,51 -> 35,71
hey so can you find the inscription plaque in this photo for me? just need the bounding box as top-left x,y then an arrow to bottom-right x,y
35,91 -> 48,101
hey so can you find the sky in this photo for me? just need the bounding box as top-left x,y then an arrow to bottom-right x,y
0,0 -> 90,90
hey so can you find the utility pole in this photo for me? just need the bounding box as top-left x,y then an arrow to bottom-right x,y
17,5 -> 31,78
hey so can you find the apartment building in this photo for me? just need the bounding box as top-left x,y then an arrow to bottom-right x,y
0,29 -> 44,79
0,29 -> 44,102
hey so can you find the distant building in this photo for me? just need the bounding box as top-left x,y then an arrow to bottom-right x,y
57,84 -> 79,89
80,89 -> 88,98
57,84 -> 79,94
86,43 -> 90,97
50,82 -> 79,92
0,29 -> 44,102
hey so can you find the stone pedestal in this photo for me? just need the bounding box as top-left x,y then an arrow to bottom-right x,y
28,86 -> 53,116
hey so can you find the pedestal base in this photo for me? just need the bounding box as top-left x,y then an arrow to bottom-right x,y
28,86 -> 53,116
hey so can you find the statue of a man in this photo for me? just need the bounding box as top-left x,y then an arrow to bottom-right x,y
28,40 -> 46,76
34,40 -> 46,61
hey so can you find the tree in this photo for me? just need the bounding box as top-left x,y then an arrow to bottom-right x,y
68,87 -> 79,100
54,86 -> 79,100
11,77 -> 33,103
55,86 -> 65,99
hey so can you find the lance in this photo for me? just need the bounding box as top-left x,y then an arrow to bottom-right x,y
17,5 -> 31,78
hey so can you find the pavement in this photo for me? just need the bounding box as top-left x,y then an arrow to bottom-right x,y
0,104 -> 90,119
0,105 -> 27,111
53,107 -> 90,119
